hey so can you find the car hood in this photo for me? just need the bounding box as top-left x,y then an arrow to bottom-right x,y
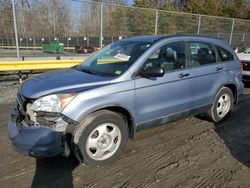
20,68 -> 112,98
237,53 -> 250,61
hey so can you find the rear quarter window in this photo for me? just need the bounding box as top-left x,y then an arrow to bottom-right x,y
216,46 -> 234,62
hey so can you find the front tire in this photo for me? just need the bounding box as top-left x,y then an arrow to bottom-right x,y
206,87 -> 234,123
72,110 -> 128,167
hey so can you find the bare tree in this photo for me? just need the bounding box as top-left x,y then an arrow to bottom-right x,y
0,0 -> 14,39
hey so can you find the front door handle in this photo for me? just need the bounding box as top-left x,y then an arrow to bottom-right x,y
216,66 -> 223,71
178,73 -> 190,78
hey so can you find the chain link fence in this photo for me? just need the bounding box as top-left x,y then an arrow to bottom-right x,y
0,0 -> 250,61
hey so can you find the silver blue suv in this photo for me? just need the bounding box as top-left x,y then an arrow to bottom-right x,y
8,35 -> 243,167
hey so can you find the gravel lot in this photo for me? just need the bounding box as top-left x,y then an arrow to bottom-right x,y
1,81 -> 250,188
0,82 -> 18,104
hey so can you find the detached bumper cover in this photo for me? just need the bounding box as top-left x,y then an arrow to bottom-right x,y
8,107 -> 64,157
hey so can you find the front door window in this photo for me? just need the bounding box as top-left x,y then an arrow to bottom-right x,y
143,41 -> 186,73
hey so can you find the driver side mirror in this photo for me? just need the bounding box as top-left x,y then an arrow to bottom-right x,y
140,66 -> 165,78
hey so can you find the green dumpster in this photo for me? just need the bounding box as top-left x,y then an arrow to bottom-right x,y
42,41 -> 64,53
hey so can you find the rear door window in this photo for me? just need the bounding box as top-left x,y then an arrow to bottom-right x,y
189,42 -> 216,67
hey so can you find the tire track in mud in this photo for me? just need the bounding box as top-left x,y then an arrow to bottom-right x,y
72,121 -> 218,188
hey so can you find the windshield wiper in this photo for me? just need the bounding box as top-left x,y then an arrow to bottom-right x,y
79,68 -> 95,75
78,67 -> 116,77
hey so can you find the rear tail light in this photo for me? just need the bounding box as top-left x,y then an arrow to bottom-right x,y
240,61 -> 243,74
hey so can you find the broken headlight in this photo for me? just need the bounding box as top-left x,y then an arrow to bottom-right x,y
30,93 -> 76,113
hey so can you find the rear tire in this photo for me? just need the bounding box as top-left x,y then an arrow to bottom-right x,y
72,110 -> 128,167
206,87 -> 234,123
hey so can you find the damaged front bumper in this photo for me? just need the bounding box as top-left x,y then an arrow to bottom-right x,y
8,106 -> 73,158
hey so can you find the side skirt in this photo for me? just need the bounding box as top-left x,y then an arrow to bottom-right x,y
136,105 -> 211,132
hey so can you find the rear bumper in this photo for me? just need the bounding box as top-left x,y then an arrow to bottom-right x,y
237,81 -> 244,103
8,107 -> 64,157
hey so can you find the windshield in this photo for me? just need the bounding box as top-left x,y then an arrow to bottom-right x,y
77,41 -> 152,77
244,47 -> 250,54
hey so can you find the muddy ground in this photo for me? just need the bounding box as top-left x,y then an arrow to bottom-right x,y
1,84 -> 250,188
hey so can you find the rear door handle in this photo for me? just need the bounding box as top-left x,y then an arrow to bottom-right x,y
216,66 -> 223,71
178,73 -> 190,78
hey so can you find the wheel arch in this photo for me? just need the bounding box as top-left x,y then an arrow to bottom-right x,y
75,104 -> 136,140
98,106 -> 136,139
224,83 -> 237,103
206,84 -> 235,123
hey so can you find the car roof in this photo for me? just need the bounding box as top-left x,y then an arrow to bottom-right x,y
123,35 -> 226,44
122,35 -> 167,43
